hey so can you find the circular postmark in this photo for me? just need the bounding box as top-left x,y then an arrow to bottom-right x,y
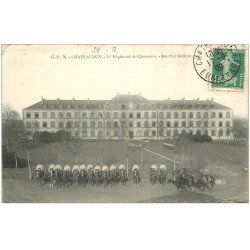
193,45 -> 242,84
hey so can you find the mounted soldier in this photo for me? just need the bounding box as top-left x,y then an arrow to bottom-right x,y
150,164 -> 158,184
35,163 -> 44,187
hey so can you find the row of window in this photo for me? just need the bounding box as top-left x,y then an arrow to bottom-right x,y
71,129 -> 230,138
25,111 -> 231,119
26,120 -> 231,129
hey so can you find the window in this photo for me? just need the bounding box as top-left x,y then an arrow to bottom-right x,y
181,121 -> 186,127
174,112 -> 178,119
67,112 -> 71,119
174,130 -> 178,136
189,112 -> 193,118
211,121 -> 215,127
144,121 -> 149,128
166,112 -> 171,118
159,130 -> 163,137
82,122 -> 87,128
82,131 -> 87,137
75,112 -> 79,119
144,130 -> 149,137
189,130 -> 193,135
166,121 -> 171,128
43,112 -> 47,118
166,130 -> 171,136
98,131 -> 103,138
51,121 -> 55,128
59,122 -> 64,128
137,122 -> 141,127
204,130 -> 208,135
211,130 -> 216,136
106,130 -> 111,138
35,113 -> 39,118
226,121 -> 230,127
121,121 -> 126,128
66,121 -> 71,128
226,112 -> 230,118
152,112 -> 156,118
159,121 -> 164,128
189,121 -> 193,127
98,113 -> 102,119
204,121 -> 208,127
219,112 -> 223,118
219,121 -> 223,127
181,112 -> 186,118
98,122 -> 103,128
75,131 -> 80,137
122,104 -> 126,109
226,129 -> 231,136
106,112 -> 111,119
50,112 -> 55,118
113,112 -> 118,119
91,130 -> 95,137
26,113 -> 31,118
204,112 -> 208,118
114,121 -> 118,128
90,121 -> 95,128
219,129 -> 223,136
129,121 -> 133,128
144,112 -> 149,118
26,122 -> 31,128
136,131 -> 141,137
159,112 -> 163,119
152,121 -> 156,127
106,121 -> 111,128
211,112 -> 215,118
75,122 -> 80,128
59,112 -> 64,119
136,104 -> 140,109
174,121 -> 178,128
34,121 -> 39,128
196,121 -> 201,127
90,112 -> 95,119
114,130 -> 119,137
152,131 -> 156,136
129,112 -> 133,118
196,112 -> 201,118
137,112 -> 141,119
43,121 -> 47,128
121,112 -> 126,119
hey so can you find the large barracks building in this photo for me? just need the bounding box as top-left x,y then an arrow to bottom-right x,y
23,93 -> 233,140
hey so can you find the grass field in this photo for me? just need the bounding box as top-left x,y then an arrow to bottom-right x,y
2,140 -> 249,203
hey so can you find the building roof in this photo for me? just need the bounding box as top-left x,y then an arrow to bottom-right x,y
23,94 -> 232,111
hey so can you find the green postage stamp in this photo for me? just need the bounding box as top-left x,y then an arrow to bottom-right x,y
193,45 -> 246,91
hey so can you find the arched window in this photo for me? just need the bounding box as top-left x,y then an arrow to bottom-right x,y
211,112 -> 215,118
75,112 -> 79,119
26,112 -> 31,118
90,112 -> 95,119
106,121 -> 111,128
113,112 -> 118,119
58,121 -> 64,128
43,112 -> 47,118
137,112 -> 141,119
59,112 -> 64,119
204,121 -> 208,127
219,129 -> 223,136
34,121 -> 39,128
114,121 -> 118,128
137,121 -> 141,127
211,121 -> 215,127
51,121 -> 55,128
226,121 -> 231,127
98,113 -> 103,118
66,121 -> 72,128
152,112 -> 156,118
189,112 -> 193,118
152,121 -> 156,127
82,122 -> 87,128
204,112 -> 208,118
181,121 -> 186,127
50,112 -> 55,118
121,112 -> 126,119
174,112 -> 178,119
144,121 -> 149,127
166,112 -> 171,118
98,131 -> 103,138
159,121 -> 164,127
75,122 -> 80,128
91,130 -> 95,137
82,112 -> 87,119
129,112 -> 133,118
98,122 -> 103,128
114,130 -> 119,137
106,130 -> 111,138
159,112 -> 163,119
26,122 -> 31,128
90,121 -> 95,128
181,112 -> 186,118
66,112 -> 71,119
144,112 -> 149,119
106,112 -> 111,119
226,112 -> 230,118
219,112 -> 223,118
196,112 -> 201,118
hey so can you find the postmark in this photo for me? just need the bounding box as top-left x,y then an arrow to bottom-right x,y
193,45 -> 245,90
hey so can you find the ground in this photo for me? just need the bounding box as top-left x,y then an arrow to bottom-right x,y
2,140 -> 249,203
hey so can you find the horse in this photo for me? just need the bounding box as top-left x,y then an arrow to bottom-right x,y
158,169 -> 166,186
167,171 -> 193,191
87,169 -> 95,187
94,170 -> 103,187
48,170 -> 56,188
79,169 -> 88,187
120,169 -> 127,187
62,170 -> 72,188
35,170 -> 44,187
110,169 -> 119,187
102,171 -> 110,187
150,169 -> 158,185
133,169 -> 141,187
72,170 -> 80,188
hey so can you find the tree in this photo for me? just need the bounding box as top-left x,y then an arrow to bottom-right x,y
67,139 -> 81,163
96,140 -> 104,165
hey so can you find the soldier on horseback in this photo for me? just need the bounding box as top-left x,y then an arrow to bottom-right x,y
35,163 -> 44,187
48,162 -> 55,172
132,164 -> 141,187
150,164 -> 158,184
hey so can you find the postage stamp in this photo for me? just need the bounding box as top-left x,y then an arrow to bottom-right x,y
193,45 -> 246,91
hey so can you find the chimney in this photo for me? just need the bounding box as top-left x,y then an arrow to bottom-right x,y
41,96 -> 44,104
57,98 -> 60,104
182,98 -> 185,105
139,92 -> 142,101
72,98 -> 75,104
87,98 -> 90,105
168,98 -> 171,105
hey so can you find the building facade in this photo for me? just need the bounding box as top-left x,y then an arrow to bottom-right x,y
22,94 -> 233,140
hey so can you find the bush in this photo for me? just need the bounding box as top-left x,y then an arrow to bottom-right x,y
34,130 -> 72,143
190,134 -> 212,143
2,148 -> 27,168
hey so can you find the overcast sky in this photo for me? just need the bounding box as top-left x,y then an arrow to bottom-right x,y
2,45 -> 248,117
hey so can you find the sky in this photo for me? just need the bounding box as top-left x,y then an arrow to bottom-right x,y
2,45 -> 248,117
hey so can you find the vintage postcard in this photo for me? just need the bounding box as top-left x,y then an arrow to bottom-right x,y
1,44 -> 248,203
